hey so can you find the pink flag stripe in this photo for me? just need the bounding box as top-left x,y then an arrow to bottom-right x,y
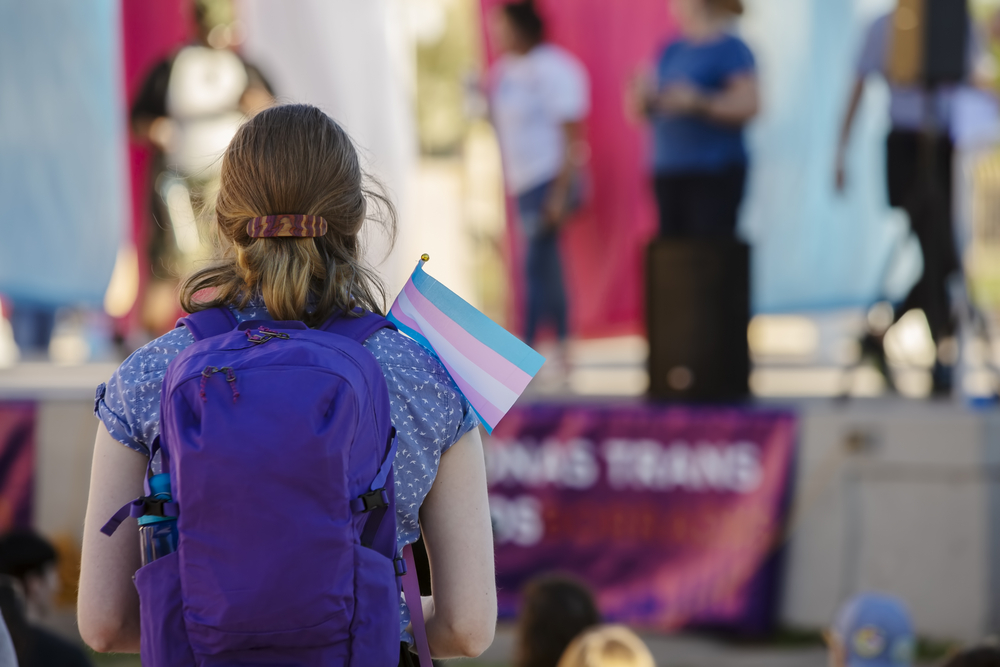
401,281 -> 533,394
389,295 -> 507,426
434,353 -> 507,428
396,286 -> 520,411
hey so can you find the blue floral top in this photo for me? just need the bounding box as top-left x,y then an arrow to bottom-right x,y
93,300 -> 479,641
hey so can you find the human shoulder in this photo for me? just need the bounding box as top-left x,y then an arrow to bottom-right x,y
719,33 -> 755,70
117,326 -> 195,381
533,43 -> 585,76
857,12 -> 892,77
659,39 -> 685,61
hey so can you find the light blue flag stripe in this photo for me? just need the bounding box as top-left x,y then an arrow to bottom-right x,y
409,263 -> 545,377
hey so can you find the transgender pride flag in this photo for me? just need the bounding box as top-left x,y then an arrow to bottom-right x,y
387,257 -> 545,433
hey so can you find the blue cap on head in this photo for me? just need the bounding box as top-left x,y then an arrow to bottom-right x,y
833,592 -> 915,667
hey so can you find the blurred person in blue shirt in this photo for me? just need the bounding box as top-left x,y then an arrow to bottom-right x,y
825,592 -> 916,667
628,0 -> 759,239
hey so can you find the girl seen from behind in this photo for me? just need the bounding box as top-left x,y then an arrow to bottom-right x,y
78,104 -> 497,666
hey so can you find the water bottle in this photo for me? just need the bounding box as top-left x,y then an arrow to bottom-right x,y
138,473 -> 178,567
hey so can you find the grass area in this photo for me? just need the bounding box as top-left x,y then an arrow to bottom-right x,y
916,636 -> 964,663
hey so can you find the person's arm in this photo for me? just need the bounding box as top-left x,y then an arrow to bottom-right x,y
543,120 -> 586,226
130,60 -> 173,149
835,78 -> 866,191
418,427 -> 496,659
624,68 -> 656,125
78,425 -> 146,653
657,72 -> 759,126
837,14 -> 886,191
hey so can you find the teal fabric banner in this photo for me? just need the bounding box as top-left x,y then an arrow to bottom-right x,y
740,0 -> 919,313
0,1 -> 125,306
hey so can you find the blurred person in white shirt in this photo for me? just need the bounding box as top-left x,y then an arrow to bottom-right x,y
489,1 -> 590,378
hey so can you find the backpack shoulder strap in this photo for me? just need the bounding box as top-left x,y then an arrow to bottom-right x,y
176,307 -> 238,341
320,308 -> 396,344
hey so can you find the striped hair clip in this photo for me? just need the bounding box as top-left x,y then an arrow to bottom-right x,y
247,214 -> 328,238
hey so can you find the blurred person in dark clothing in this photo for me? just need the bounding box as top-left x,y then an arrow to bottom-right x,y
515,575 -> 601,667
0,531 -> 91,667
7,303 -> 55,361
627,0 -> 759,239
131,0 -> 273,334
824,592 -> 914,667
835,8 -> 982,395
489,0 -> 590,372
944,646 -> 1000,667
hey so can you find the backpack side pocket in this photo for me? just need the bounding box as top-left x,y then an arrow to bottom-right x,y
134,551 -> 195,667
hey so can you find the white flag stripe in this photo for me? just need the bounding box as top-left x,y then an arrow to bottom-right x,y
397,288 -> 520,412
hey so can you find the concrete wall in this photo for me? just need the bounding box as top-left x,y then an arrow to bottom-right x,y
34,400 -> 99,542
781,400 -> 1000,643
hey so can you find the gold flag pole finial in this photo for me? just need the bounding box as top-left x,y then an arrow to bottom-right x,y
420,253 -> 430,262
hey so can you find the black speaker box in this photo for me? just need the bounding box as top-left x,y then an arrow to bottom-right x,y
646,239 -> 750,401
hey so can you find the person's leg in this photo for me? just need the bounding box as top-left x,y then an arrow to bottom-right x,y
653,173 -> 686,238
683,165 -> 747,238
536,230 -> 568,341
925,135 -> 959,342
516,182 -> 552,346
886,130 -> 919,209
887,130 -> 929,320
524,232 -> 549,346
888,130 -> 958,393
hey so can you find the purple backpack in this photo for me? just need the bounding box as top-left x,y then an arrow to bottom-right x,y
116,307 -> 404,666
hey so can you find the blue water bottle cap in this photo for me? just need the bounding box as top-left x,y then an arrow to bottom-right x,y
138,474 -> 174,526
148,473 -> 171,498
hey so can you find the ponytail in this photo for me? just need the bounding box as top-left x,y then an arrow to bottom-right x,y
179,104 -> 396,326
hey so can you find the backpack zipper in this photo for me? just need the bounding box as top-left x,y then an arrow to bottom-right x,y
245,326 -> 291,345
200,366 -> 239,403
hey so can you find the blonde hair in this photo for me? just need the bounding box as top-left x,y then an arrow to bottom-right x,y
179,104 -> 396,326
556,626 -> 656,667
707,0 -> 744,15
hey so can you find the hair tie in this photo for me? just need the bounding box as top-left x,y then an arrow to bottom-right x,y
247,215 -> 328,238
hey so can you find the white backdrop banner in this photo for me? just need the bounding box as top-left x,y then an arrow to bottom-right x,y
239,0 -> 419,297
739,0 -> 920,313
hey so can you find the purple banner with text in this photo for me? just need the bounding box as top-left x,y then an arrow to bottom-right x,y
0,402 -> 35,532
488,404 -> 796,634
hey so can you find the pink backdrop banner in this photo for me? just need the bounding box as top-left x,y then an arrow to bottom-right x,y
120,0 -> 193,332
480,0 -> 677,339
487,404 -> 796,634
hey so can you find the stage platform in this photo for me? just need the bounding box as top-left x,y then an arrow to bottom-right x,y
2,362 -> 998,643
